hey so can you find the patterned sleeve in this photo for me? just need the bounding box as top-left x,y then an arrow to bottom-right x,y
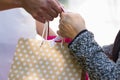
68,30 -> 120,80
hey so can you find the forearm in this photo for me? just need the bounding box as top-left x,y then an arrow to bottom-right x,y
0,0 -> 22,10
69,30 -> 118,80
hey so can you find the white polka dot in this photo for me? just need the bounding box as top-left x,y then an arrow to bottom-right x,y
14,70 -> 18,73
64,50 -> 67,54
33,73 -> 37,76
60,68 -> 64,71
56,71 -> 59,75
13,65 -> 16,69
70,64 -> 74,68
47,53 -> 51,57
64,77 -> 69,80
23,62 -> 27,66
33,47 -> 37,51
65,55 -> 69,59
49,58 -> 53,61
19,40 -> 23,44
19,53 -> 23,57
53,54 -> 57,57
26,72 -> 30,75
18,66 -> 22,70
58,76 -> 62,80
52,62 -> 55,66
75,73 -> 79,77
71,77 -> 75,80
58,63 -> 62,66
41,53 -> 45,56
43,57 -> 47,61
68,73 -> 72,76
72,69 -> 76,72
35,52 -> 39,55
16,74 -> 20,78
66,68 -> 70,72
37,69 -> 41,72
10,74 -> 14,77
39,61 -> 43,64
31,42 -> 35,46
45,49 -> 49,52
51,50 -> 55,53
21,45 -> 25,48
64,63 -> 68,67
31,68 -> 35,72
49,70 -> 53,74
28,76 -> 32,79
20,71 -> 24,75
21,58 -> 25,61
27,59 -> 30,62
25,67 -> 28,70
22,76 -> 25,79
35,78 -> 39,80
41,65 -> 45,68
27,46 -> 30,49
43,70 -> 47,73
54,67 -> 57,70
33,60 -> 37,63
31,55 -> 35,59
41,78 -> 45,80
38,56 -> 41,59
25,54 -> 29,58
29,51 -> 33,54
51,75 -> 55,79
23,50 -> 27,53
17,49 -> 21,52
47,66 -> 51,69
17,61 -> 20,65
25,41 -> 29,45
45,74 -> 49,78
45,61 -> 49,65
29,63 -> 33,67
62,72 -> 66,76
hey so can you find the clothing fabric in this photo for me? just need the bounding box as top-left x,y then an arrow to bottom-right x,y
0,8 -> 37,80
68,30 -> 120,80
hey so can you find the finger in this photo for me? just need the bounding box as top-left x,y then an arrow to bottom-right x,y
49,0 -> 62,13
33,15 -> 46,23
37,10 -> 53,21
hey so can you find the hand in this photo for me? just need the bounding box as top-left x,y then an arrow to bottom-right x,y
20,0 -> 62,23
57,12 -> 86,39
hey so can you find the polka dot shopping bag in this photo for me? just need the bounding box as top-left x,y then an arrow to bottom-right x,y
8,22 -> 82,80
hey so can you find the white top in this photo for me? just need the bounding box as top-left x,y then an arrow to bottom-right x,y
0,8 -> 37,80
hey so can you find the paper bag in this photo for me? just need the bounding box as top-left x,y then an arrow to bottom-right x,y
8,38 -> 82,80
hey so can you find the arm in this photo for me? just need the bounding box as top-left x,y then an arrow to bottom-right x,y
69,30 -> 119,80
0,0 -> 21,10
0,0 -> 62,23
58,13 -> 120,80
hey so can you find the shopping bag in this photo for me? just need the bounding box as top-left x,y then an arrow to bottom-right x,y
8,37 -> 82,80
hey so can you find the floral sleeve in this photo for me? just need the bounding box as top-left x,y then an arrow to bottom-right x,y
68,30 -> 120,80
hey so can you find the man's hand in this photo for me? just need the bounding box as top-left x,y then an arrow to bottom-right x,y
21,0 -> 62,23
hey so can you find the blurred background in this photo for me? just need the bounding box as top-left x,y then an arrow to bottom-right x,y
50,0 -> 120,46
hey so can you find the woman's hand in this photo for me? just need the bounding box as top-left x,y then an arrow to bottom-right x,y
21,0 -> 62,23
57,12 -> 86,39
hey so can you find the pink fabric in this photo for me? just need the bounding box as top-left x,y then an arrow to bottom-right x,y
47,36 -> 72,43
47,36 -> 89,80
86,73 -> 89,80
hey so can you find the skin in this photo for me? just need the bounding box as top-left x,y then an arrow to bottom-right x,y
0,0 -> 62,23
36,21 -> 56,38
57,12 -> 86,39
